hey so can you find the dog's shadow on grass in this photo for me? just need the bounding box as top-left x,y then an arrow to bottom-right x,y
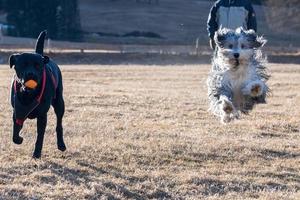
45,149 -> 300,198
257,148 -> 300,160
75,160 -> 171,199
0,188 -> 29,200
48,160 -> 145,199
0,150 -> 171,199
0,147 -> 299,199
41,159 -> 171,199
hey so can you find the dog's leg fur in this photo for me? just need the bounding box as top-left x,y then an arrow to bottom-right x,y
52,72 -> 66,152
33,115 -> 47,158
218,95 -> 238,123
12,116 -> 23,144
208,74 -> 239,123
209,90 -> 238,123
241,80 -> 267,113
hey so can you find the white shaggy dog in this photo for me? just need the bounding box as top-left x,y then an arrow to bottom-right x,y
207,27 -> 270,123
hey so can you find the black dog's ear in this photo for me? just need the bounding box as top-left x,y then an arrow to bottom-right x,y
43,56 -> 49,64
9,54 -> 19,68
214,28 -> 233,47
243,29 -> 267,48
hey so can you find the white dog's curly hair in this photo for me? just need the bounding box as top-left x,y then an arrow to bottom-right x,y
207,27 -> 270,123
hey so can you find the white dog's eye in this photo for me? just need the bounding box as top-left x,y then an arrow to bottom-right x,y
228,44 -> 233,49
241,44 -> 245,49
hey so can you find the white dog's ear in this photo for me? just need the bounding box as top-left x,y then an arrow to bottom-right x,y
255,36 -> 267,48
214,28 -> 233,47
243,29 -> 267,48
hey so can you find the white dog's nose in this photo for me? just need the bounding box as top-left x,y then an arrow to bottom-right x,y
234,53 -> 240,58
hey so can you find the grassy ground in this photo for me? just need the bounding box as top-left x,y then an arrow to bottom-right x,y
0,63 -> 299,199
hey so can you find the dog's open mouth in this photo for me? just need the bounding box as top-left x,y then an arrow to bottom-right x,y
229,59 -> 240,69
233,59 -> 240,66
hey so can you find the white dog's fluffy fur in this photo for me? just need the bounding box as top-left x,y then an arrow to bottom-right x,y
207,28 -> 270,123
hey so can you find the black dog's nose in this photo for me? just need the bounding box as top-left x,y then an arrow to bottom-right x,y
234,53 -> 240,59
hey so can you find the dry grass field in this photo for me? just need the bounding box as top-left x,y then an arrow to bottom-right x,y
0,63 -> 299,199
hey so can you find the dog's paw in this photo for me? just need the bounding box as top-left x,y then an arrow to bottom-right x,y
218,98 -> 238,123
221,115 -> 231,123
13,136 -> 23,145
58,142 -> 66,152
221,99 -> 234,114
250,83 -> 263,97
243,82 -> 264,97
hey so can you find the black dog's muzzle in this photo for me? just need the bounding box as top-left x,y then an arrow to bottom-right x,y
15,72 -> 40,91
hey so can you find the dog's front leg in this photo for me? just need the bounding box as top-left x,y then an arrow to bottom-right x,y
242,80 -> 266,98
33,115 -> 47,159
12,115 -> 23,144
218,95 -> 238,123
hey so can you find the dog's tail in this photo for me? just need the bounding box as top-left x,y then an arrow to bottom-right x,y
35,30 -> 47,55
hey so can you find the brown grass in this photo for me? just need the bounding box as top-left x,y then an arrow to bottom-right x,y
0,63 -> 299,199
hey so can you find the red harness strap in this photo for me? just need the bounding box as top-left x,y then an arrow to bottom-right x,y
16,119 -> 25,126
36,67 -> 47,103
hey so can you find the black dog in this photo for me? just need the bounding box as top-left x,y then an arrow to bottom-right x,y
9,31 -> 66,158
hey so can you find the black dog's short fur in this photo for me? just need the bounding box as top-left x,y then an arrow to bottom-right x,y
9,31 -> 66,158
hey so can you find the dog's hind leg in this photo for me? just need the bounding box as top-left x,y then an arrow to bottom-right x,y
53,96 -> 66,152
12,115 -> 23,144
33,114 -> 47,158
52,81 -> 66,152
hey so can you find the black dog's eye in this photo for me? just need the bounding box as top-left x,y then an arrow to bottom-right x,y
35,63 -> 40,69
241,44 -> 245,49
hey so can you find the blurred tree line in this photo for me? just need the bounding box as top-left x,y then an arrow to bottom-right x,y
0,0 -> 82,41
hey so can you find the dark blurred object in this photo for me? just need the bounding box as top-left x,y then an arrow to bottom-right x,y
56,0 -> 82,41
136,0 -> 159,4
0,24 -> 16,35
123,31 -> 162,38
2,0 -> 82,41
197,0 -> 266,5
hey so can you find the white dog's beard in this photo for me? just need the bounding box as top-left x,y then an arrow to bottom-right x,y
221,56 -> 250,71
218,56 -> 243,71
218,49 -> 254,70
229,58 -> 240,68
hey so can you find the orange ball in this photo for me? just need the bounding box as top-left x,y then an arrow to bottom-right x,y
24,80 -> 38,89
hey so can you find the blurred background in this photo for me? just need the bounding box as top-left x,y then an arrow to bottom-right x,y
0,0 -> 299,64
